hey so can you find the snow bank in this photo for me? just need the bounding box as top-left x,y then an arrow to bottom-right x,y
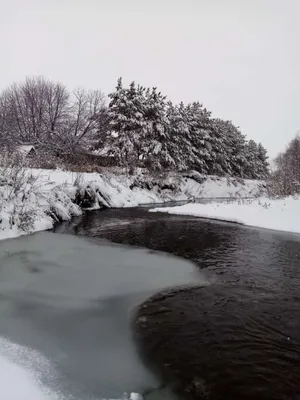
0,167 -> 265,241
0,337 -> 65,400
150,197 -> 300,234
0,336 -> 143,400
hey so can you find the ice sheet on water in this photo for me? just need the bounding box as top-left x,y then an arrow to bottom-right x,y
0,337 -> 142,400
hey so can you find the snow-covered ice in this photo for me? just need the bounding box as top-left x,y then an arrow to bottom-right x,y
150,197 -> 300,234
0,336 -> 143,400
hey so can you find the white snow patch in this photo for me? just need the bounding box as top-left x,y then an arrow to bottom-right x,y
150,197 -> 300,234
0,337 -> 66,400
128,394 -> 143,400
0,337 -> 143,400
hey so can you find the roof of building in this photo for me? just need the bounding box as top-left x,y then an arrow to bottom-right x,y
16,145 -> 36,156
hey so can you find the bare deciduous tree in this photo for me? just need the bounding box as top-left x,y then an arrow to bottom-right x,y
46,88 -> 107,157
0,76 -> 69,147
70,88 -> 106,142
0,76 -> 111,161
0,78 -> 69,143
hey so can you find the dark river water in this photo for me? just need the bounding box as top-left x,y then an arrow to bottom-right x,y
61,208 -> 300,290
1,208 -> 300,399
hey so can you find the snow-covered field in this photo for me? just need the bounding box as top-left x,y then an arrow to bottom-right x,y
0,337 -> 141,400
0,167 -> 265,241
151,197 -> 300,234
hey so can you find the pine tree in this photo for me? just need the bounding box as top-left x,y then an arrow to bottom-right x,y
210,119 -> 233,175
243,140 -> 269,179
142,87 -> 172,170
166,101 -> 190,170
107,78 -> 146,166
223,121 -> 248,177
245,140 -> 259,178
104,77 -> 268,179
256,143 -> 269,178
184,102 -> 213,173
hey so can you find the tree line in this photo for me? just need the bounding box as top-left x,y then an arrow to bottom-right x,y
0,76 -> 269,179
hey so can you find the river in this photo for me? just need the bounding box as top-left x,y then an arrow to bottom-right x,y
1,208 -> 300,399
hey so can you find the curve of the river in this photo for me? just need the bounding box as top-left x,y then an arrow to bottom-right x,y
1,208 -> 300,399
63,208 -> 300,399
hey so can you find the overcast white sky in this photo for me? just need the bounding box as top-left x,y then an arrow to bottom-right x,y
1,0 -> 299,158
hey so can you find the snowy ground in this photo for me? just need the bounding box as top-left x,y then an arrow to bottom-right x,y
0,337 -> 141,400
0,167 -> 265,241
150,197 -> 300,234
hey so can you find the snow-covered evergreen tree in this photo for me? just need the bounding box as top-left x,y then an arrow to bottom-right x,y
107,78 -> 146,166
222,121 -> 248,177
256,143 -> 269,178
104,77 -> 269,178
210,119 -> 233,175
184,102 -> 214,173
243,140 -> 269,179
166,101 -> 190,170
142,87 -> 172,170
244,139 -> 259,178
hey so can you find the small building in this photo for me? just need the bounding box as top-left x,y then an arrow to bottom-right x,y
16,145 -> 36,158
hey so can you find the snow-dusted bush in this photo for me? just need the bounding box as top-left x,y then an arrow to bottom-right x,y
0,155 -> 83,236
0,153 -> 42,232
75,182 -> 111,209
182,170 -> 207,185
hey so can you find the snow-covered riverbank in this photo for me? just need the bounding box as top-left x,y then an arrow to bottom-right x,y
150,197 -> 300,234
0,168 -> 265,241
0,337 -> 61,400
0,336 -> 142,400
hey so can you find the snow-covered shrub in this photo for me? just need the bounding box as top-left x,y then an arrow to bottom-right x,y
0,154 -> 83,234
75,182 -> 111,209
74,172 -> 84,187
0,154 -> 42,232
182,170 -> 207,185
129,173 -> 178,193
44,187 -> 81,222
